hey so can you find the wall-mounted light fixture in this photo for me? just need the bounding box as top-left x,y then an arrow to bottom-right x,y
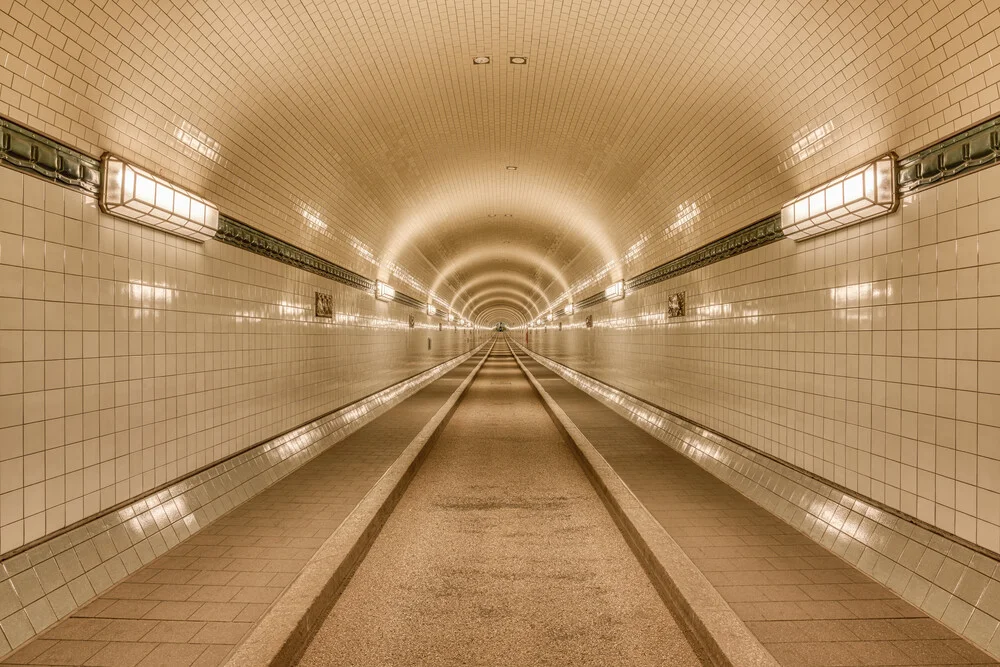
781,154 -> 897,241
448,313 -> 454,322
427,304 -> 437,316
375,281 -> 395,301
546,313 -> 553,321
100,154 -> 219,242
605,280 -> 625,301
564,303 -> 574,315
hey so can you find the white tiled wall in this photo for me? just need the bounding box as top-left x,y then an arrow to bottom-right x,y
525,162 -> 1000,554
0,165 -> 481,557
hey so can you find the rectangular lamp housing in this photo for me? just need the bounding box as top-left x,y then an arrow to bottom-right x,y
375,281 -> 396,301
100,155 -> 219,242
781,154 -> 897,241
605,280 -> 625,301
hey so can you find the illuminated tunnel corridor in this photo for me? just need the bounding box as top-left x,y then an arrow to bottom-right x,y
0,1 -> 999,665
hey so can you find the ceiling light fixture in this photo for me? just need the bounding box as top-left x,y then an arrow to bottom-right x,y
509,56 -> 527,65
505,165 -> 518,171
100,154 -> 219,242
605,280 -> 625,301
780,153 -> 897,241
375,281 -> 396,302
473,56 -> 491,65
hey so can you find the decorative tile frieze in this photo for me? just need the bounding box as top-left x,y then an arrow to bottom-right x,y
390,290 -> 427,310
215,215 -> 375,292
516,343 -> 1000,659
575,290 -> 608,310
899,114 -> 1000,193
0,345 -> 483,655
0,119 -> 100,194
627,213 -> 784,292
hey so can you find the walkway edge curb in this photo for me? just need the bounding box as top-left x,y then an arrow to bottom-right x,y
510,341 -> 780,667
221,340 -> 496,667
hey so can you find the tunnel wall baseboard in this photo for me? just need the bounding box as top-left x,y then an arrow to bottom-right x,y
513,341 -> 1000,658
0,341 -> 486,655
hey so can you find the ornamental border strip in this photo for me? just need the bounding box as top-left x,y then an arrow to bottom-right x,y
898,113 -> 1000,193
570,213 -> 785,312
214,215 -> 375,293
0,118 -> 101,193
391,290 -> 426,310
626,213 -> 784,292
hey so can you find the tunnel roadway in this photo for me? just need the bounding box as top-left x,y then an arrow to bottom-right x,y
298,340 -> 708,667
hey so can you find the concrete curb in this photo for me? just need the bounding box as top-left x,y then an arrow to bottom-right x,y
222,339 -> 496,667
510,341 -> 779,667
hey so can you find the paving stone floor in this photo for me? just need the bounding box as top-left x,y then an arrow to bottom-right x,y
517,352 -> 1000,667
0,351 -> 486,667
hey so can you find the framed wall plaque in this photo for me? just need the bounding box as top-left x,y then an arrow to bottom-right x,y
667,291 -> 685,317
315,291 -> 333,318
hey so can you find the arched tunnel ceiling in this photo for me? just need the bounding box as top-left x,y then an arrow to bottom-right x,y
9,0 -> 987,320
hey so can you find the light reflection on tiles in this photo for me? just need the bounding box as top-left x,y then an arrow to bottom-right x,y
0,340 -> 483,653
524,162 -> 1000,558
514,341 -> 1000,655
0,164 -> 484,557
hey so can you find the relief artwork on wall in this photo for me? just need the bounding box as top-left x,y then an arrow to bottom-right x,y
315,291 -> 333,317
667,291 -> 685,317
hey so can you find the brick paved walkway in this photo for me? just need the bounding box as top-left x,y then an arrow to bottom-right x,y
0,351 -> 486,667
517,353 -> 999,667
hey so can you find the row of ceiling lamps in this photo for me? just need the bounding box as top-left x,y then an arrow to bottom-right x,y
527,153 -> 897,327
99,151 -> 896,327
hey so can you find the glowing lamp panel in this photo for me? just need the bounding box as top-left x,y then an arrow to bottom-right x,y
101,155 -> 219,242
781,155 -> 896,241
605,280 -> 625,301
375,281 -> 396,301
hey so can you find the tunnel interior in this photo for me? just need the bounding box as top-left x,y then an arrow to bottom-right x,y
0,0 -> 1000,665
